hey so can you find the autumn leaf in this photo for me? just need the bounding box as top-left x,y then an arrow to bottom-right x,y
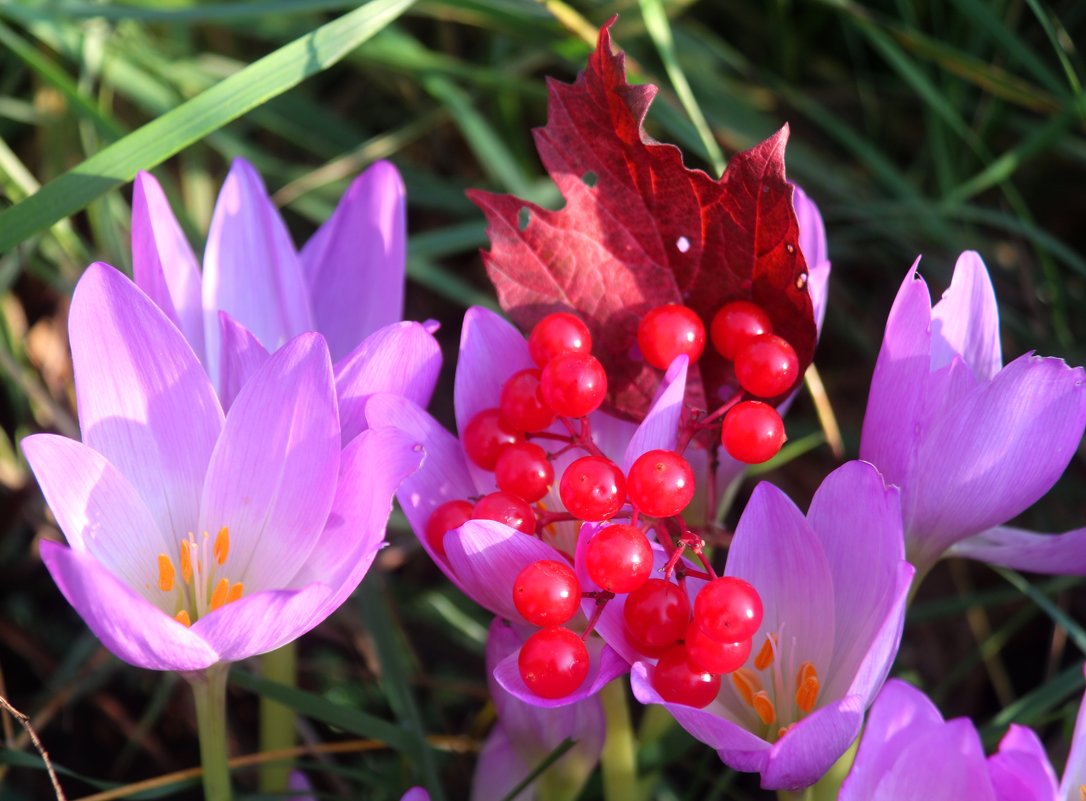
468,19 -> 816,420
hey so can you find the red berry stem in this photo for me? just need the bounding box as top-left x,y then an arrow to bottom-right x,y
582,590 -> 614,600
580,593 -> 612,641
677,519 -> 717,579
557,415 -> 607,459
677,568 -> 715,582
535,510 -> 580,530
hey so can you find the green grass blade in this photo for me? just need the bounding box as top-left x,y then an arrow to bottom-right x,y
0,0 -> 414,254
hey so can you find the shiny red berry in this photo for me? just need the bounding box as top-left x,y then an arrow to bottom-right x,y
529,312 -> 592,367
463,408 -> 522,470
637,304 -> 706,370
518,626 -> 590,699
651,645 -> 720,708
495,442 -> 554,503
626,449 -> 695,518
710,301 -> 772,360
499,368 -> 556,432
540,352 -> 608,419
471,491 -> 536,535
559,456 -> 626,522
623,579 -> 690,658
512,560 -> 581,626
424,499 -> 473,557
694,577 -> 763,643
720,401 -> 785,464
734,334 -> 800,398
585,524 -> 653,594
684,622 -> 751,675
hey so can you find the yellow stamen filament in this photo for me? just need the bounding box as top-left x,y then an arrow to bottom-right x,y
754,634 -> 777,670
175,609 -> 191,627
214,526 -> 230,565
731,668 -> 762,706
180,540 -> 193,584
157,554 -> 175,592
210,578 -> 230,611
752,691 -> 777,725
228,582 -> 244,603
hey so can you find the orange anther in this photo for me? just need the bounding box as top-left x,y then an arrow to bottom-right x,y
157,554 -> 175,592
179,540 -> 193,584
210,578 -> 230,611
754,634 -> 777,671
796,675 -> 820,714
752,691 -> 777,725
228,582 -> 244,603
214,527 -> 230,565
174,609 -> 191,627
777,725 -> 791,739
731,668 -> 762,706
796,660 -> 817,685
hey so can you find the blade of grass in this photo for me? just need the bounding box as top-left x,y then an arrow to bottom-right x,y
0,0 -> 415,254
992,566 -> 1086,655
497,737 -> 577,801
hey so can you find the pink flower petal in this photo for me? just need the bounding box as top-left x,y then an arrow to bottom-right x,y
949,525 -> 1086,575
216,311 -> 269,412
492,638 -> 628,709
621,355 -> 688,472
931,251 -> 1002,380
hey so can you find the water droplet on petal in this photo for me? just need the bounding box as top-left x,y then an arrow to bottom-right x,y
676,236 -> 691,253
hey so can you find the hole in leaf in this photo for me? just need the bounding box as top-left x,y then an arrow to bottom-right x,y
581,171 -> 598,188
518,207 -> 531,231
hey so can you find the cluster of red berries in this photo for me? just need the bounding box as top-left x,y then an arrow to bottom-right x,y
424,308 -> 781,703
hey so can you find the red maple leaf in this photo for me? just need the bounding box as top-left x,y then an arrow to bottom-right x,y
468,20 -> 816,420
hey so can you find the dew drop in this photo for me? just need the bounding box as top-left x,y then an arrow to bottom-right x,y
795,273 -> 808,290
786,243 -> 795,254
676,236 -> 691,253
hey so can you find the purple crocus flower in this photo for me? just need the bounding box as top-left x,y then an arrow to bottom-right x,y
22,264 -> 422,671
472,619 -> 605,801
860,251 -> 1086,577
623,461 -> 914,790
132,160 -> 440,424
841,674 -> 1086,801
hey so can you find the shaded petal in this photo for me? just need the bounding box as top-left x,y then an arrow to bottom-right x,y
71,263 -> 223,542
493,639 -> 628,708
445,520 -> 563,621
725,482 -> 835,679
131,171 -> 206,362
200,334 -> 339,591
455,307 -> 535,490
931,251 -> 1002,380
1058,665 -> 1086,801
217,311 -> 269,413
949,526 -> 1086,576
335,321 -> 442,445
806,461 -> 912,702
759,695 -> 866,790
289,427 -> 424,621
300,161 -> 406,362
364,394 -> 476,588
792,184 -> 830,332
988,725 -> 1059,801
587,411 -> 638,464
911,353 -> 1086,558
859,259 -> 931,489
401,790 -> 431,801
203,159 -> 313,381
190,582 -> 333,662
23,435 -> 170,599
621,355 -> 687,472
40,540 -> 218,671
471,727 -> 532,801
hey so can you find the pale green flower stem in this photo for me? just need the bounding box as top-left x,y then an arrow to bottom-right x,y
778,789 -> 813,801
259,642 -> 296,793
188,664 -> 232,801
600,679 -> 638,801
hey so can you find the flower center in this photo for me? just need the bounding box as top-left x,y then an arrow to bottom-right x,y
155,526 -> 244,626
729,629 -> 820,741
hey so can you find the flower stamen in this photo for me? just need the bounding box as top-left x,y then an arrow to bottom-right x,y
754,633 -> 777,670
751,691 -> 776,725
731,668 -> 762,706
157,554 -> 175,592
175,609 -> 191,627
214,526 -> 230,565
210,578 -> 231,611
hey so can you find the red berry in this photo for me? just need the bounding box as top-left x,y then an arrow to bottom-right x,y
540,352 -> 608,419
651,645 -> 720,708
734,334 -> 800,398
512,560 -> 581,626
495,443 -> 554,503
558,456 -> 626,521
626,449 -> 695,518
694,577 -> 763,643
637,304 -> 706,370
623,579 -> 690,658
585,524 -> 653,594
499,369 -> 556,432
529,312 -> 592,367
720,401 -> 785,464
424,499 -> 474,557
710,301 -> 772,360
684,622 -> 751,675
518,626 -> 590,699
471,491 -> 536,535
463,408 -> 522,470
